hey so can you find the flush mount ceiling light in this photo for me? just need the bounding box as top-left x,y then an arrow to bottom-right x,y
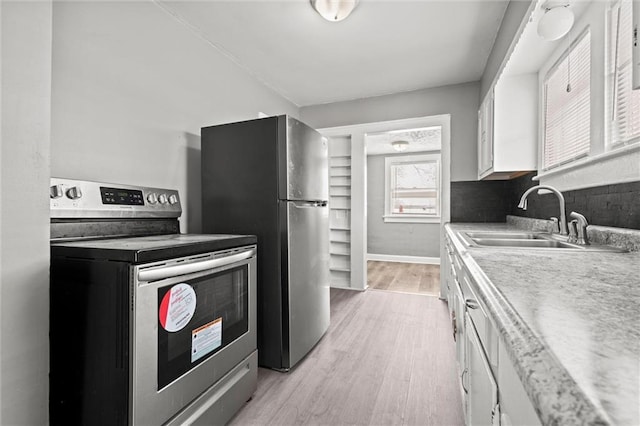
391,140 -> 409,152
310,0 -> 359,22
537,3 -> 574,41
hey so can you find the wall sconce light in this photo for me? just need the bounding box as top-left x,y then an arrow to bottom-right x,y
537,3 -> 574,41
391,140 -> 409,152
310,0 -> 359,22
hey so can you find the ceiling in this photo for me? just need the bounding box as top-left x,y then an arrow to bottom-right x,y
502,0 -> 591,77
158,0 -> 509,107
366,126 -> 442,155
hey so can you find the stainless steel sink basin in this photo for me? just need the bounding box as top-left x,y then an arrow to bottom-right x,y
460,231 -> 626,252
464,231 -> 542,240
471,238 -> 577,249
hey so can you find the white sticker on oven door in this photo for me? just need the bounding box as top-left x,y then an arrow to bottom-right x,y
158,283 -> 196,332
191,318 -> 222,363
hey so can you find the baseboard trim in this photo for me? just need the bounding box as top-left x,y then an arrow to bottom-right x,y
330,284 -> 366,292
367,254 -> 440,265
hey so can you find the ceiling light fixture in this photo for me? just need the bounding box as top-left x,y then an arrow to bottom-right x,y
310,0 -> 359,22
537,3 -> 574,41
391,140 -> 409,152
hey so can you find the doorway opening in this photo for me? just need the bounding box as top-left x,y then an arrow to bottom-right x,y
365,124 -> 444,297
319,115 -> 451,296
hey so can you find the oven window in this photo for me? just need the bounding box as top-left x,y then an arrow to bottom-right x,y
157,265 -> 248,390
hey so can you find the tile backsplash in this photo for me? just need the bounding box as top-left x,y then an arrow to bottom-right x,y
450,180 -> 511,223
451,173 -> 640,230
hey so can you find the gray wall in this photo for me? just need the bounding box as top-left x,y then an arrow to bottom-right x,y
51,1 -> 299,233
1,1 -> 52,424
367,154 -> 438,258
1,1 -> 298,423
301,82 -> 480,182
480,0 -> 533,100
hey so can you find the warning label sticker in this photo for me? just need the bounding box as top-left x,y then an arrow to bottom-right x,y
191,318 -> 222,363
158,283 -> 196,332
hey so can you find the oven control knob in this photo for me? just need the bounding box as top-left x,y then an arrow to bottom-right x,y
66,186 -> 83,200
147,193 -> 158,204
50,185 -> 64,199
158,194 -> 168,204
168,194 -> 178,205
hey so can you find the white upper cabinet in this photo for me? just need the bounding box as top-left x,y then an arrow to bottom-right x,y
478,73 -> 538,180
478,89 -> 494,177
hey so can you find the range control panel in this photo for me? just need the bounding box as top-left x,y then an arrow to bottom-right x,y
50,178 -> 182,219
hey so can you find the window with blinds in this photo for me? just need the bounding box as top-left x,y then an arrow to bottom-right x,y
608,0 -> 640,147
384,153 -> 441,222
543,30 -> 591,170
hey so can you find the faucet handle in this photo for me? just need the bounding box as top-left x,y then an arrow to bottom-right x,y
569,211 -> 588,226
570,212 -> 589,245
567,220 -> 579,244
549,217 -> 560,233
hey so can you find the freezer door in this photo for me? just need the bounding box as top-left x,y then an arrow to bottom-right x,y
284,201 -> 330,368
280,117 -> 329,201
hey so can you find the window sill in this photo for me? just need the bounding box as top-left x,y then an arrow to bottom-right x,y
537,143 -> 640,180
383,215 -> 440,224
534,143 -> 640,191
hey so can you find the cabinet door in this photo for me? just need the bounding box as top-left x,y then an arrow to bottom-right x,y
478,92 -> 494,177
466,313 -> 499,426
452,277 -> 468,423
498,342 -> 541,426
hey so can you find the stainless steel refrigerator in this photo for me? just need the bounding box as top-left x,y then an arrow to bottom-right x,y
201,115 -> 330,371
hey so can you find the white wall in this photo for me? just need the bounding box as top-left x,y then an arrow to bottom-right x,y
301,82 -> 479,182
1,1 -> 52,424
51,1 -> 299,233
534,0 -> 640,191
0,1 -> 300,423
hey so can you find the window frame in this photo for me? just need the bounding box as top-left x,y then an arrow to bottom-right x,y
542,28 -> 592,171
383,153 -> 441,224
605,0 -> 640,149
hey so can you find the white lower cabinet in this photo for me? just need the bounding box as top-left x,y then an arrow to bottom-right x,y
446,228 -> 540,426
497,343 -> 541,426
466,312 -> 500,426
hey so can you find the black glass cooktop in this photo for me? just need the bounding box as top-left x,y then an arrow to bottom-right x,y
51,234 -> 257,263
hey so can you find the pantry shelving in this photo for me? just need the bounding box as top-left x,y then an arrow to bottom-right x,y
328,138 -> 352,289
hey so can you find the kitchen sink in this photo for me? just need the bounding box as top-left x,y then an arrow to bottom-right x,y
464,231 -> 542,240
461,231 -> 626,252
471,238 -> 577,248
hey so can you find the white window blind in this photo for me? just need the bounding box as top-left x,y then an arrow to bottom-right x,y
390,161 -> 439,215
608,0 -> 640,146
543,30 -> 591,169
384,153 -> 441,222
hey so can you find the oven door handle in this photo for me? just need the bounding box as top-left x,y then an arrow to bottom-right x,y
138,248 -> 256,282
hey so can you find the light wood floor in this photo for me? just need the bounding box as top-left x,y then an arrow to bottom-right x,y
367,261 -> 440,296
229,288 -> 464,426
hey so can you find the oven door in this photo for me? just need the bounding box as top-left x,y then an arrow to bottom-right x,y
131,245 -> 257,426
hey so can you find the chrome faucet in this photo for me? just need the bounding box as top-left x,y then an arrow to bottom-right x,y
517,185 -> 569,236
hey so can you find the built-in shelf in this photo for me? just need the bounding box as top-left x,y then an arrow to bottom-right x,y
329,138 -> 352,289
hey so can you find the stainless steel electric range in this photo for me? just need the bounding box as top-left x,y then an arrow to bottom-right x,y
49,178 -> 257,426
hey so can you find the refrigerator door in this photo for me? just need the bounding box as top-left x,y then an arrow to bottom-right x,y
283,200 -> 330,368
280,117 -> 329,202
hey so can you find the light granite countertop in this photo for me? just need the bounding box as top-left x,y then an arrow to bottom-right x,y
445,220 -> 640,426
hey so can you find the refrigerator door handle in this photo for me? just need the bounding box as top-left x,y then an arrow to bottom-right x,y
290,201 -> 327,208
